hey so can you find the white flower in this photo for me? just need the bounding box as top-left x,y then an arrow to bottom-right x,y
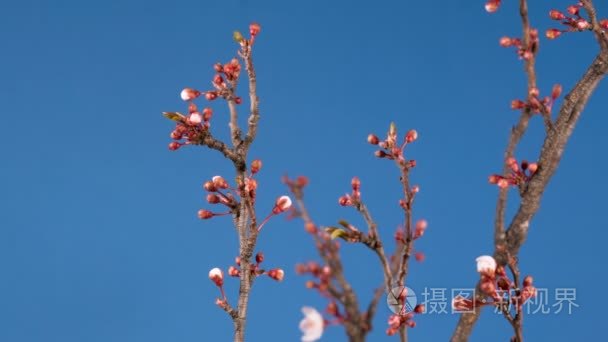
299,306 -> 323,342
476,255 -> 497,276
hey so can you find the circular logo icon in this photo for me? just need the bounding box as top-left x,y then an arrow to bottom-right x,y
386,286 -> 417,314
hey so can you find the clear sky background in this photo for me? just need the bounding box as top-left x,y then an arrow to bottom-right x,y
1,0 -> 607,341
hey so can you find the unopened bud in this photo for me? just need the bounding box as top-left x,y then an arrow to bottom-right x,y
527,163 -> 538,173
529,87 -> 539,98
249,22 -> 261,36
212,176 -> 229,189
338,195 -> 351,206
251,159 -> 262,174
567,5 -> 579,16
189,112 -> 202,124
204,181 -> 217,192
181,88 -> 201,101
267,269 -> 285,281
273,195 -> 292,214
198,209 -> 214,219
511,99 -> 526,110
209,267 -> 224,286
367,134 -> 379,145
545,28 -> 562,40
255,252 -> 264,264
576,19 -> 590,30
205,92 -> 218,101
551,84 -> 562,99
549,10 -> 566,20
499,36 -> 512,47
207,194 -> 220,204
351,177 -> 361,191
228,266 -> 240,277
485,0 -> 501,13
405,129 -> 418,143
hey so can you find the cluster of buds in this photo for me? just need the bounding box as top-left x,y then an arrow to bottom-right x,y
498,28 -> 539,61
488,157 -> 538,189
546,3 -> 608,39
198,175 -> 236,219
164,101 -> 214,150
209,58 -> 242,103
296,261 -> 332,292
386,302 -> 425,336
368,123 -> 418,168
338,177 -> 362,207
510,84 -> 562,116
465,256 -> 536,312
484,0 -> 501,13
227,252 -> 285,282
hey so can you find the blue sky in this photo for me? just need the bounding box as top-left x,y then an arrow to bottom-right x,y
1,0 -> 607,341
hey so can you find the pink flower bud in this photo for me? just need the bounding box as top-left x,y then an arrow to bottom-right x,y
567,5 -> 579,16
351,177 -> 361,191
205,92 -> 218,101
414,304 -> 425,314
198,209 -> 214,219
214,63 -> 223,73
204,181 -> 217,192
305,222 -> 317,234
213,74 -> 224,86
549,10 -> 566,20
407,321 -> 416,328
488,174 -> 502,184
235,256 -> 241,266
296,176 -> 309,187
601,19 -> 608,30
212,176 -> 229,189
367,134 -> 379,145
255,251 -> 264,264
576,19 -> 590,30
527,163 -> 538,173
250,23 -> 261,36
273,195 -> 292,214
415,252 -> 425,262
523,275 -> 534,287
411,185 -> 420,194
485,0 -> 501,13
497,178 -> 509,188
202,108 -> 213,121
209,267 -> 224,286
228,266 -> 240,277
338,195 -> 352,206
511,99 -> 526,110
207,194 -> 220,204
405,129 -> 418,143
375,150 -> 387,158
551,84 -> 562,99
498,36 -> 512,47
326,302 -> 338,316
267,269 -> 284,281
189,112 -> 202,124
168,142 -> 181,151
251,159 -> 262,174
528,87 -> 539,98
180,88 -> 201,101
546,28 -> 562,40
